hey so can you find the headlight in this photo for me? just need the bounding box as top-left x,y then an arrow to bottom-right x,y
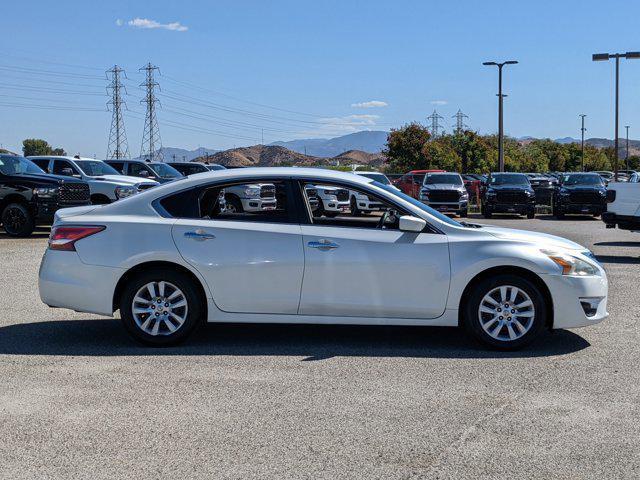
460,191 -> 469,199
33,187 -> 59,198
244,187 -> 261,197
542,249 -> 599,276
115,185 -> 137,199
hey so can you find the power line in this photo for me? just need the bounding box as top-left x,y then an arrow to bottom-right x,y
106,65 -> 130,159
139,63 -> 163,161
427,110 -> 445,137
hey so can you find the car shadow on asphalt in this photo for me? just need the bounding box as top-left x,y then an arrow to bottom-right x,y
595,255 -> 640,264
595,241 -> 640,247
0,320 -> 590,360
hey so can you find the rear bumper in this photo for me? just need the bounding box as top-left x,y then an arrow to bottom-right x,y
602,212 -> 640,230
540,273 -> 608,329
38,249 -> 122,316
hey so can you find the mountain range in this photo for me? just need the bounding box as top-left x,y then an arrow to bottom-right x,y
269,130 -> 388,157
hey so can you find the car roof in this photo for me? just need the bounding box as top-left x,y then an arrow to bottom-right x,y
27,155 -> 98,161
409,169 -> 445,173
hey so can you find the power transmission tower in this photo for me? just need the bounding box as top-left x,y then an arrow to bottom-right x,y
452,109 -> 469,135
106,65 -> 130,159
427,110 -> 445,137
139,63 -> 163,161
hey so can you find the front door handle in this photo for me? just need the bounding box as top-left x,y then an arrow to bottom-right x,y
184,229 -> 216,241
308,240 -> 339,251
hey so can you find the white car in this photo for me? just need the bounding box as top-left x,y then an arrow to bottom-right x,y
28,156 -> 158,204
350,171 -> 396,215
313,184 -> 350,217
39,167 -> 608,349
602,180 -> 640,231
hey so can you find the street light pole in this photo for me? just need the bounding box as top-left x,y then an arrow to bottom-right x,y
580,114 -> 587,171
483,60 -> 518,172
592,51 -> 640,181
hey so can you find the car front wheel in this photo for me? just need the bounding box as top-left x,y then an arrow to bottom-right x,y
462,274 -> 547,350
1,203 -> 35,237
119,268 -> 204,346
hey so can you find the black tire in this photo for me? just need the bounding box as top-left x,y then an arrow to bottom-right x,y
119,268 -> 204,346
90,194 -> 111,205
350,196 -> 361,216
462,274 -> 547,350
225,195 -> 243,214
325,211 -> 339,218
315,199 -> 325,217
482,206 -> 492,219
1,203 -> 35,237
553,207 -> 564,219
459,209 -> 468,218
526,209 -> 535,219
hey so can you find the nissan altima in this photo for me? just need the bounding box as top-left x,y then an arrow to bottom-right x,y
38,168 -> 608,349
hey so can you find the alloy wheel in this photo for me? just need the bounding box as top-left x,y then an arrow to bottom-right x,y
131,281 -> 188,336
477,285 -> 535,341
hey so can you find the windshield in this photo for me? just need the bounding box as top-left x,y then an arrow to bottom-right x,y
490,174 -> 530,186
0,155 -> 45,175
75,160 -> 120,176
424,174 -> 462,185
562,174 -> 604,186
358,173 -> 390,185
149,163 -> 183,178
374,182 -> 463,227
207,164 -> 226,171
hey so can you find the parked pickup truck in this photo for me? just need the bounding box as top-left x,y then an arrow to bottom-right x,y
29,156 -> 158,204
418,172 -> 469,217
224,183 -> 277,213
552,172 -> 607,219
312,184 -> 350,217
602,180 -> 640,231
1,154 -> 90,237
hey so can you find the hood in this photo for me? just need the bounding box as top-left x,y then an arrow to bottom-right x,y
422,184 -> 465,191
18,172 -> 84,185
488,184 -> 533,192
481,225 -> 585,251
90,175 -> 158,186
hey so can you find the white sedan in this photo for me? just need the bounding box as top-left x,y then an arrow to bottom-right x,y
39,168 -> 608,349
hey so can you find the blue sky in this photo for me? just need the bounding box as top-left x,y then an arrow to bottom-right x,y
2,0 -> 640,156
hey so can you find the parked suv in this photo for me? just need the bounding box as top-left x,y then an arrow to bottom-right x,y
481,172 -> 536,219
224,183 -> 277,213
166,162 -> 210,176
418,172 -> 469,217
1,154 -> 90,237
552,173 -> 607,219
29,156 -> 158,204
526,173 -> 556,205
104,160 -> 184,184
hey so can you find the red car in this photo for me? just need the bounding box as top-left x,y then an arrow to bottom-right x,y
394,169 -> 446,198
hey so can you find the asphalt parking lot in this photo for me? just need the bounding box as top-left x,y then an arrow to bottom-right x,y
1,215 -> 639,479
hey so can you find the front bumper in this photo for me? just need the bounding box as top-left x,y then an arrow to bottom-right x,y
39,249 -> 123,316
485,202 -> 535,214
322,199 -> 350,212
557,202 -> 606,214
240,197 -> 277,212
420,199 -> 468,212
540,273 -> 609,329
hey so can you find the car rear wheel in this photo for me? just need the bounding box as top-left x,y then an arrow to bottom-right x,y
119,268 -> 204,346
462,274 -> 547,350
1,203 -> 35,237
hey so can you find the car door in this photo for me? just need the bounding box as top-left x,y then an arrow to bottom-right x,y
171,179 -> 305,315
298,181 -> 450,319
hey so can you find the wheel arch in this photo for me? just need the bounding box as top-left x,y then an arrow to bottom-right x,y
112,260 -> 209,317
1,194 -> 31,212
458,265 -> 554,328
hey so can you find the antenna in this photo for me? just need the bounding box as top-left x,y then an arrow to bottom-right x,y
452,109 -> 469,135
139,63 -> 163,161
427,110 -> 445,137
106,65 -> 130,159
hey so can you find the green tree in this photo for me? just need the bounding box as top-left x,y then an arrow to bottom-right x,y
22,138 -> 66,157
421,137 -> 461,171
383,123 -> 431,172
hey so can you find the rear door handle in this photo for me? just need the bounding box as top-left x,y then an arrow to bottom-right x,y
184,229 -> 216,241
308,240 -> 339,251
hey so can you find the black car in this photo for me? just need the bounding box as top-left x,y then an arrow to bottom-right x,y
526,173 -> 556,205
0,154 -> 90,237
105,160 -> 184,184
552,172 -> 607,219
166,162 -> 210,176
481,172 -> 536,219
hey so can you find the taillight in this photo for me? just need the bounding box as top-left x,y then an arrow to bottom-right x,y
49,226 -> 105,251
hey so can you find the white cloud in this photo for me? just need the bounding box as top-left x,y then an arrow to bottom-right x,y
430,100 -> 448,106
351,100 -> 388,108
121,17 -> 189,32
298,114 -> 380,137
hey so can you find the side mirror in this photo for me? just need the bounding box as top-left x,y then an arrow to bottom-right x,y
399,215 -> 426,233
61,168 -> 74,176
